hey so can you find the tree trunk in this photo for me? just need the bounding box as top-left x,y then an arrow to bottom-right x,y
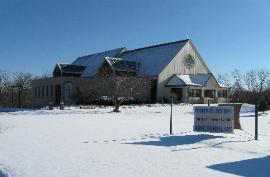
113,98 -> 120,112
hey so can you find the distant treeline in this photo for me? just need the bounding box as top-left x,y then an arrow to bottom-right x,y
217,69 -> 270,112
0,70 -> 39,108
1,68 -> 270,110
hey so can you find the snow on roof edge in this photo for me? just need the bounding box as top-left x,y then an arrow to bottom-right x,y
166,74 -> 211,87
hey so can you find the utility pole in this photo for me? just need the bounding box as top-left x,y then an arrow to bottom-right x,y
255,85 -> 263,140
255,98 -> 259,140
170,95 -> 173,135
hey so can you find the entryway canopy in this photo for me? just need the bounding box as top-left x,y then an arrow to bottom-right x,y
166,74 -> 211,87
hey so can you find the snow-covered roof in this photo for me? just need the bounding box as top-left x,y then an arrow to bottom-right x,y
105,57 -> 137,71
57,64 -> 86,73
166,74 -> 211,87
65,39 -> 190,77
218,82 -> 230,88
119,39 -> 189,76
72,48 -> 126,77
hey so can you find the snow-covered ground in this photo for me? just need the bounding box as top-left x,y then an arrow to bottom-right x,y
0,104 -> 269,177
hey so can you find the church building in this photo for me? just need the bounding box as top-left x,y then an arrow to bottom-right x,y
32,39 -> 229,107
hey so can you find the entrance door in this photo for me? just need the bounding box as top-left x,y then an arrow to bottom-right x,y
55,85 -> 61,105
171,88 -> 183,103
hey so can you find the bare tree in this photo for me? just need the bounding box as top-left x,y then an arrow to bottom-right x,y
257,70 -> 270,94
231,69 -> 243,90
97,75 -> 151,112
243,69 -> 270,94
244,70 -> 257,92
230,69 -> 245,102
73,75 -> 151,112
13,72 -> 33,108
0,70 -> 10,106
254,70 -> 270,113
216,73 -> 231,87
217,69 -> 270,107
0,70 -> 9,92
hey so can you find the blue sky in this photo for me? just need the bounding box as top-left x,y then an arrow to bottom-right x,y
0,0 -> 269,76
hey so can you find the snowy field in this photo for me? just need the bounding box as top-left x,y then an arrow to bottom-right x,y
0,104 -> 269,177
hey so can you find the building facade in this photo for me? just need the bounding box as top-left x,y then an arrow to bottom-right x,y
32,39 -> 229,107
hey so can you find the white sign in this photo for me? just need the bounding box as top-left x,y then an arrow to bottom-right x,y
193,106 -> 234,133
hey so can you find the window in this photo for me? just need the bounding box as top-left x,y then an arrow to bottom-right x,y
64,83 -> 72,101
38,86 -> 41,97
34,87 -> 37,97
218,90 -> 227,98
51,85 -> 54,97
42,86 -> 45,97
189,89 -> 201,97
46,85 -> 49,97
204,90 -> 215,98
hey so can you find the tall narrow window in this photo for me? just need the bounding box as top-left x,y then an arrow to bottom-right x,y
42,86 -> 45,97
64,83 -> 72,101
38,86 -> 41,97
34,87 -> 37,97
51,85 -> 54,97
46,85 -> 49,97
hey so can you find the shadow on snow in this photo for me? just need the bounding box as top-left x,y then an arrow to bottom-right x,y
241,114 -> 255,118
0,168 -> 9,177
207,156 -> 270,177
126,134 -> 224,147
0,107 -> 33,113
240,106 -> 255,114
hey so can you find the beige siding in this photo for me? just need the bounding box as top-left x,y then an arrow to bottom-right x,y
200,76 -> 230,104
31,77 -> 83,107
205,76 -> 219,90
157,41 -> 210,100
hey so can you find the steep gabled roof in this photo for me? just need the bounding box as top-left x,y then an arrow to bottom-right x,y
72,48 -> 127,77
119,39 -> 189,76
68,39 -> 192,77
166,74 -> 211,87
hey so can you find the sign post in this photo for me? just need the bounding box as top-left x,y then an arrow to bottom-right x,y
170,96 -> 173,135
193,106 -> 234,133
255,98 -> 258,140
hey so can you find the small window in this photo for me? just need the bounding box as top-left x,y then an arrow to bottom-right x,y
189,89 -> 201,97
38,86 -> 41,97
64,83 -> 72,101
51,85 -> 54,97
204,90 -> 215,98
46,85 -> 49,97
34,87 -> 37,97
42,86 -> 45,97
218,90 -> 227,98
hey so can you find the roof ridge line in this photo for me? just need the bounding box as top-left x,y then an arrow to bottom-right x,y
77,47 -> 126,59
59,63 -> 86,66
122,39 -> 190,54
176,73 -> 211,75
